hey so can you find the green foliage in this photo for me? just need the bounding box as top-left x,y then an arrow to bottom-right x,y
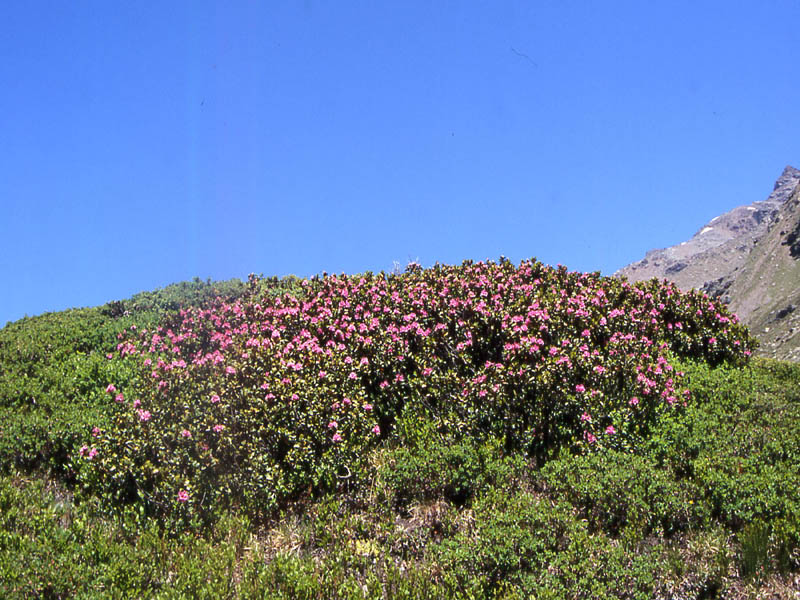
538,449 -> 708,537
101,276 -> 249,317
377,426 -> 524,508
0,307 -> 139,474
2,262 -> 799,597
0,276 -> 261,477
80,260 -> 754,530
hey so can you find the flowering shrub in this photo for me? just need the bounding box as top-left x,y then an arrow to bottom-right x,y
80,260 -> 755,526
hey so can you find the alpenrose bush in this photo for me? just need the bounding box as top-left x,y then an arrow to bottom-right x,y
77,259 -> 756,527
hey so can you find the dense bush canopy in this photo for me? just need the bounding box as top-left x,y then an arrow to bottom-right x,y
78,259 -> 756,526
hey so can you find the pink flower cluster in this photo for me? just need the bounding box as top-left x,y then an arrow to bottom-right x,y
88,259 -> 754,517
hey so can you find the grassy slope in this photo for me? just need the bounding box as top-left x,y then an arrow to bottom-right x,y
0,273 -> 798,599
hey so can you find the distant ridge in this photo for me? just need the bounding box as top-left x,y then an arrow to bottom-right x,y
617,165 -> 800,360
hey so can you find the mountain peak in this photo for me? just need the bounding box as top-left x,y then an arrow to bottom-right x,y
770,165 -> 800,199
617,165 -> 800,360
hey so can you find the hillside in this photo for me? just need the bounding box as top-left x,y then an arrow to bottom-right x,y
1,261 -> 799,598
710,181 -> 800,361
617,166 -> 800,360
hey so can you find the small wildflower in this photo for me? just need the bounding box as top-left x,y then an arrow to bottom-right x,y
177,489 -> 189,503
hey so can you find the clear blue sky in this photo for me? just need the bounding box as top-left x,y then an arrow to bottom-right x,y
2,1 -> 799,326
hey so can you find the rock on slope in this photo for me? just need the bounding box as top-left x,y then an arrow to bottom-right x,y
717,179 -> 800,361
617,165 -> 800,360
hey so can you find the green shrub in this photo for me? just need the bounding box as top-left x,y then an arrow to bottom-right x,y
539,449 -> 708,537
378,428 -> 524,508
80,260 -> 754,529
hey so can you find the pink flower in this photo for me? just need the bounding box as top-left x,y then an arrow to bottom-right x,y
181,429 -> 192,438
379,380 -> 388,389
137,409 -> 151,422
364,404 -> 373,411
88,447 -> 98,459
708,337 -> 717,345
348,371 -> 357,380
360,357 -> 369,366
319,370 -> 327,379
210,394 -> 220,403
91,427 -> 100,437
332,433 -> 342,442
581,412 -> 592,422
372,424 -> 381,435
629,396 -> 639,406
105,384 -> 117,394
213,424 -> 225,432
225,366 -> 237,375
79,445 -> 88,457
584,431 -> 597,444
575,384 -> 585,393
342,397 -> 352,406
422,367 -> 433,376
133,399 -> 141,408
328,421 -> 338,430
144,358 -> 152,366
177,489 -> 189,503
605,425 -> 616,435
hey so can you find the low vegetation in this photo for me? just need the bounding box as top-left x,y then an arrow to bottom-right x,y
0,260 -> 797,598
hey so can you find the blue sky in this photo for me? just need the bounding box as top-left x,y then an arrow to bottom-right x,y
2,1 -> 799,326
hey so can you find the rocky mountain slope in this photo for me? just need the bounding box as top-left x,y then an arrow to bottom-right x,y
617,165 -> 800,360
